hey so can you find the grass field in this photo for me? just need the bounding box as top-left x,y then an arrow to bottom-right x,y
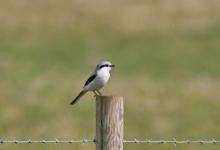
1,0 -> 220,150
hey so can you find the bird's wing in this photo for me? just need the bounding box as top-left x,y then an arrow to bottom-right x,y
83,74 -> 96,87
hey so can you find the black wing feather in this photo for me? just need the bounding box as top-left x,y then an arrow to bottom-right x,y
84,74 -> 96,87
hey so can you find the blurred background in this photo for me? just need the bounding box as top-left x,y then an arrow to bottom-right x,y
0,0 -> 220,150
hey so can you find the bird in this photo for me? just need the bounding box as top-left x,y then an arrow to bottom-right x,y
70,61 -> 115,105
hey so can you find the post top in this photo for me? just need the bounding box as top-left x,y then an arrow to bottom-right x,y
95,95 -> 123,99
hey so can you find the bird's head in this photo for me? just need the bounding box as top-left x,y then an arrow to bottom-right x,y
96,61 -> 115,72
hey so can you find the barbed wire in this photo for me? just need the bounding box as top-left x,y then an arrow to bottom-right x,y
0,138 -> 220,145
123,139 -> 220,145
0,139 -> 94,145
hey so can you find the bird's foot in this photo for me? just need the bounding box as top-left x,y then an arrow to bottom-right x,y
97,90 -> 102,95
93,91 -> 98,97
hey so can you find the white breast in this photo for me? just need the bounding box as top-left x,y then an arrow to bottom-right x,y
85,69 -> 110,91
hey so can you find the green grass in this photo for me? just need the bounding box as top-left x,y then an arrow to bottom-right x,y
1,0 -> 220,150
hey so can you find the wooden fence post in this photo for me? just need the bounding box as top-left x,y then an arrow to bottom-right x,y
96,95 -> 124,150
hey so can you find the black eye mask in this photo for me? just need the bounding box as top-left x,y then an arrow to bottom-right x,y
99,64 -> 109,69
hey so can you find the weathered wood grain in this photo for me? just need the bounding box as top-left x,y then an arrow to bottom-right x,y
96,95 -> 124,150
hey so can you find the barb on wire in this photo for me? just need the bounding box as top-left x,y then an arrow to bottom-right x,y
0,138 -> 220,145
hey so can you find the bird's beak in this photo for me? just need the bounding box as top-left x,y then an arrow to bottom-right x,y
110,64 -> 115,68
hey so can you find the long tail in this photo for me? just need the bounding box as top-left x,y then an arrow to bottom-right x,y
70,90 -> 87,105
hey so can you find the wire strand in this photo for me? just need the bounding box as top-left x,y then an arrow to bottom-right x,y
0,138 -> 220,145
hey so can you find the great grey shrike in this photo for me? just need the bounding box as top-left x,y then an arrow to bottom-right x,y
70,61 -> 115,105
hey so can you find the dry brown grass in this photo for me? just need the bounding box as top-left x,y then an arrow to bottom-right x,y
0,0 -> 220,35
